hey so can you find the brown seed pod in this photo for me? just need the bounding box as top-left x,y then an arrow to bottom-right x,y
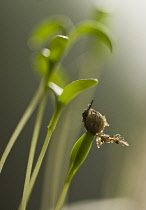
82,100 -> 109,135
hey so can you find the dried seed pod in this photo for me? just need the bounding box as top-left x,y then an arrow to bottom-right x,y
82,100 -> 129,148
82,100 -> 109,135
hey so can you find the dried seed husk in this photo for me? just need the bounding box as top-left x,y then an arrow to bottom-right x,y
82,108 -> 109,135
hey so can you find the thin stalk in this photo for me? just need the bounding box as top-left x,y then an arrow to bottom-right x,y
0,79 -> 45,173
21,88 -> 48,210
19,104 -> 63,210
55,176 -> 71,210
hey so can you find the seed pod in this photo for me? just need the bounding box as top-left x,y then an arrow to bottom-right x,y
82,100 -> 109,135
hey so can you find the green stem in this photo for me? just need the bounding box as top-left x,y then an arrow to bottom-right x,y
19,103 -> 63,210
55,176 -> 71,210
55,131 -> 94,210
21,88 -> 48,210
0,79 -> 44,173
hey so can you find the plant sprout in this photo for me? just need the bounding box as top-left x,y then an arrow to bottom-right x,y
55,100 -> 129,210
0,10 -> 126,210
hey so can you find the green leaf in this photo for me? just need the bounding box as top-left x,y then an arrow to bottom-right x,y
55,131 -> 94,210
58,79 -> 98,105
69,20 -> 112,52
32,36 -> 69,76
92,8 -> 110,23
49,35 -> 69,63
68,131 -> 94,179
28,16 -> 72,50
33,48 -> 50,76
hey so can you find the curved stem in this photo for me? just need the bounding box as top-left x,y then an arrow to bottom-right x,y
21,88 -> 48,210
19,104 -> 63,210
0,79 -> 44,173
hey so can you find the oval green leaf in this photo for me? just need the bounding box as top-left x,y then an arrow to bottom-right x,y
49,35 -> 69,63
58,79 -> 98,105
69,20 -> 112,52
68,131 -> 94,179
33,49 -> 50,76
28,16 -> 72,50
55,132 -> 94,210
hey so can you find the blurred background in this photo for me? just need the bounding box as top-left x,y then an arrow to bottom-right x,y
0,0 -> 146,209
